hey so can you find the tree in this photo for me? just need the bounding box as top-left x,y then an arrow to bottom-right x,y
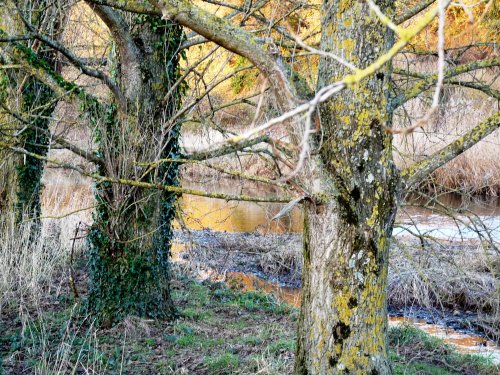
1,0 -> 498,373
1,1 -> 186,325
82,5 -> 186,325
0,0 -> 61,230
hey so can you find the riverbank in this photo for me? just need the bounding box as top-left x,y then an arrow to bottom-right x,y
174,229 -> 500,342
1,265 -> 497,374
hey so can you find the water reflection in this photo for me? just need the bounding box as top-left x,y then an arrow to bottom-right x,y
179,180 -> 500,241
389,317 -> 500,363
225,272 -> 301,307
177,180 -> 302,233
41,179 -> 500,240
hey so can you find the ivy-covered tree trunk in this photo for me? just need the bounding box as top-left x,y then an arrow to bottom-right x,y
0,69 -> 21,226
295,1 -> 399,374
86,12 -> 184,326
0,1 -> 57,230
16,77 -> 55,225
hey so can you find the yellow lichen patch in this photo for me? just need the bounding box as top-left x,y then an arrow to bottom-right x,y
333,289 -> 353,324
340,115 -> 351,126
335,343 -> 342,355
342,39 -> 355,56
339,0 -> 351,15
341,343 -> 369,372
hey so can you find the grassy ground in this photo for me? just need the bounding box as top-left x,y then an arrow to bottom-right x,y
1,265 -> 497,375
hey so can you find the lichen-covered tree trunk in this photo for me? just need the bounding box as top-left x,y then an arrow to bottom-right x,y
86,14 -> 184,326
295,1 -> 399,374
295,199 -> 397,374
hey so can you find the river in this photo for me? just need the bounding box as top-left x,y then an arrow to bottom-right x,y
179,180 -> 500,241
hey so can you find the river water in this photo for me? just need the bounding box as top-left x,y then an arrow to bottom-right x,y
175,179 -> 500,363
179,180 -> 500,241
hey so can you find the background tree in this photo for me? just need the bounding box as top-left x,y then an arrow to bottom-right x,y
84,4 -> 186,325
0,0 -> 62,231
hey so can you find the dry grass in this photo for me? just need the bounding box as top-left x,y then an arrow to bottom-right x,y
389,240 -> 500,339
0,218 -> 65,312
393,63 -> 500,196
0,176 -> 92,314
177,229 -> 500,339
177,231 -> 302,286
12,308 -> 103,375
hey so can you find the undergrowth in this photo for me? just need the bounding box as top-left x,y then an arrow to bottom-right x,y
1,269 -> 497,374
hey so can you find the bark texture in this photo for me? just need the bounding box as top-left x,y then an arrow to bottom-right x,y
0,68 -> 21,226
295,1 -> 399,374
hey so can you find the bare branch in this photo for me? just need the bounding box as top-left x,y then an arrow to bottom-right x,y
191,1 -> 452,158
290,32 -> 357,71
388,0 -> 448,135
85,0 -> 159,15
167,63 -> 256,127
0,28 -> 102,106
85,2 -> 143,104
445,80 -> 500,100
391,57 -> 500,109
395,0 -> 436,25
402,110 -> 500,188
16,28 -> 125,109
185,135 -> 271,161
135,157 -> 288,189
0,143 -> 295,203
0,100 -> 103,166
149,0 -> 298,112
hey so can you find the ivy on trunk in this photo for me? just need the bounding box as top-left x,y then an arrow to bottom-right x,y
86,15 -> 185,326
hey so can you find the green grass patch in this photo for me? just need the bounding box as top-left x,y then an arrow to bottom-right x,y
204,352 -> 239,374
389,325 -> 496,375
212,286 -> 291,314
268,338 -> 296,354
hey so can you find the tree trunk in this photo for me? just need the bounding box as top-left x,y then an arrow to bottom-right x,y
16,77 -> 54,225
0,136 -> 19,229
86,16 -> 183,326
0,1 -> 57,230
295,1 -> 399,374
0,72 -> 20,227
295,199 -> 397,374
